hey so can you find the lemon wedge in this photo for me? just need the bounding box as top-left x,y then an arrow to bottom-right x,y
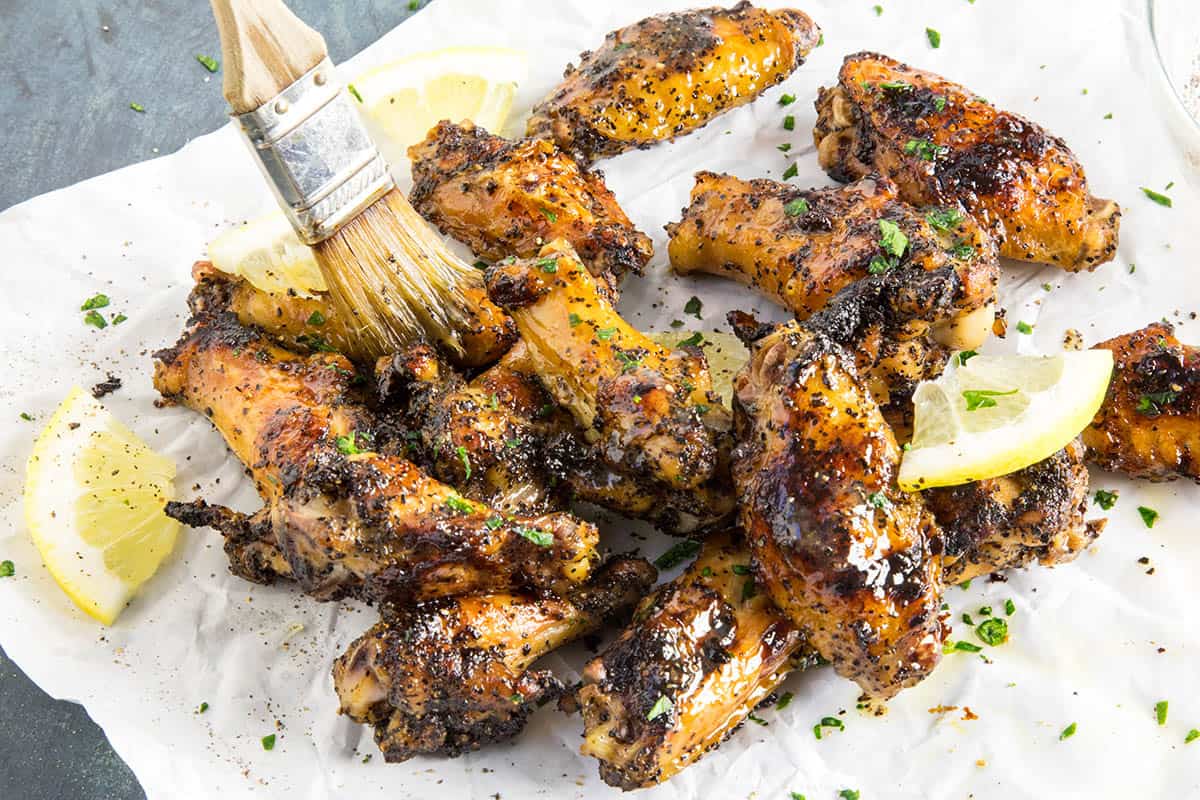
351,46 -> 527,166
649,330 -> 745,407
24,387 -> 179,624
899,351 -> 1113,490
208,212 -> 327,297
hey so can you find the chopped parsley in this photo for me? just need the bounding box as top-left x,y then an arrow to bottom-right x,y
783,115 -> 795,131
296,333 -> 336,352
408,0 -> 419,9
731,564 -> 751,575
1005,598 -> 1016,616
0,560 -> 13,578
1156,700 -> 1169,726
904,138 -> 946,161
1016,320 -> 1033,334
958,350 -> 978,366
868,256 -> 896,274
926,207 -> 964,231
962,613 -> 975,625
335,432 -> 368,455
879,80 -> 910,92
926,27 -> 941,48
653,539 -> 701,570
485,516 -> 505,530
129,102 -> 145,113
81,294 -> 110,311
784,198 -> 810,216
518,526 -> 554,547
1186,729 -> 1199,744
866,491 -> 891,509
1060,722 -> 1077,741
962,388 -> 1017,411
701,566 -> 714,578
878,219 -> 908,257
615,350 -> 643,372
790,794 -> 806,800
778,93 -> 797,106
111,313 -> 128,325
975,617 -> 1008,646
456,445 -> 471,481
647,695 -> 674,722
19,412 -> 33,422
197,701 -> 209,713
536,256 -> 558,273
678,331 -> 703,347
949,241 -> 975,260
1140,187 -> 1172,207
1137,506 -> 1159,528
510,693 -> 523,704
348,84 -> 363,103
1136,390 -> 1178,415
813,716 -> 844,739
777,143 -> 792,152
84,310 -> 108,329
873,4 -> 883,14
782,162 -> 799,180
1093,489 -> 1118,510
444,494 -> 475,514
978,606 -> 992,616
195,54 -> 219,73
746,713 -> 768,726
684,295 -> 703,319
540,207 -> 558,223
944,640 -> 982,653
307,310 -> 326,326
261,734 -> 276,750
568,312 -> 582,327
777,691 -> 795,710
933,95 -> 947,112
839,790 -> 860,800
741,579 -> 757,601
596,326 -> 618,341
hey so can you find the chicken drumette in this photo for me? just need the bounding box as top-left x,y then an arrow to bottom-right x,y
813,52 -> 1120,271
528,2 -> 820,163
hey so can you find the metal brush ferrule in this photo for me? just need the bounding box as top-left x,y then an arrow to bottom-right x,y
234,58 -> 393,244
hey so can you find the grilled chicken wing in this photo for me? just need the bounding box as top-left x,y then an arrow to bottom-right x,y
574,531 -> 817,789
1084,322 -> 1200,481
154,290 -> 597,603
730,316 -> 945,699
528,2 -> 820,163
409,121 -> 653,295
813,52 -> 1120,271
486,240 -> 729,490
334,554 -> 655,762
193,261 -> 517,368
668,172 -> 998,350
925,437 -> 1097,583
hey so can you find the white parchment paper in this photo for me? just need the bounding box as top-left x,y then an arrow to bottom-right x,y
2,1 -> 1199,797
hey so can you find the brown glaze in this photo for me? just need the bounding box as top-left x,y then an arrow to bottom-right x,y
813,52 -> 1120,271
528,2 -> 820,163
1085,322 -> 1200,481
408,121 -> 653,295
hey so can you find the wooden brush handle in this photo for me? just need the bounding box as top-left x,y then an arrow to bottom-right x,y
210,0 -> 329,114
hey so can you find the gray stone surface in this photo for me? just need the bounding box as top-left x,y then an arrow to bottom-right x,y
0,2 -> 423,797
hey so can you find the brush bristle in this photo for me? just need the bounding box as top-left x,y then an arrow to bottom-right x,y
313,189 -> 483,361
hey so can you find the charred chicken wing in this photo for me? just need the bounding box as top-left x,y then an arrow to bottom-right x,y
730,316 -> 945,699
813,52 -> 1120,271
1085,322 -> 1200,481
528,2 -> 821,163
409,121 -> 653,295
333,554 -> 655,762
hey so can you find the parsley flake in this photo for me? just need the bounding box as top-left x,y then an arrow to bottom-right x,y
195,54 -> 219,73
926,27 -> 941,48
518,527 -> 554,547
307,310 -> 326,326
1060,722 -> 1077,740
782,162 -> 799,180
130,102 -> 145,113
976,617 -> 1008,646
347,84 -> 363,103
904,138 -> 947,161
784,198 -> 810,216
261,734 -> 276,750
444,495 -> 475,514
1093,489 -> 1118,510
568,312 -> 582,327
456,445 -> 471,481
878,219 -> 908,257
540,207 -> 558,223
777,691 -> 794,710
958,350 -> 978,365
678,331 -> 703,347
596,326 -> 618,341
778,93 -> 796,106
81,294 -> 110,311
647,695 -> 674,722
1141,187 -> 1172,207
0,560 -> 13,578
684,296 -> 703,319
654,539 -> 701,570
926,207 -> 964,231
783,115 -> 795,131
536,256 -> 558,273
1138,506 -> 1159,528
83,310 -> 107,329
963,388 -> 1017,411
1186,729 -> 1199,744
1156,700 -> 1169,726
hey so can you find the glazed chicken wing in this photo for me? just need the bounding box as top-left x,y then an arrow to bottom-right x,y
813,52 -> 1120,271
154,289 -> 597,603
486,240 -> 729,490
574,531 -> 816,789
528,2 -> 820,163
730,316 -> 945,699
1084,322 -> 1200,481
668,172 -> 998,350
334,554 -> 655,762
409,121 -> 653,295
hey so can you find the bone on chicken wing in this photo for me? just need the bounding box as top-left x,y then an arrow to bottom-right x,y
192,261 -> 517,368
333,554 -> 656,762
154,288 -> 598,603
667,171 -> 998,351
730,315 -> 946,699
527,2 -> 820,164
409,121 -> 653,295
813,52 -> 1120,271
1084,322 -> 1200,481
485,240 -> 730,490
573,531 -> 817,790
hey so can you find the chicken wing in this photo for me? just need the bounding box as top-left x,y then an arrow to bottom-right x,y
813,52 -> 1120,271
191,261 -> 517,368
486,240 -> 729,490
333,554 -> 655,762
1084,322 -> 1200,481
668,172 -> 998,350
527,2 -> 820,163
409,121 -> 653,295
154,293 -> 597,603
574,531 -> 816,789
730,316 -> 945,699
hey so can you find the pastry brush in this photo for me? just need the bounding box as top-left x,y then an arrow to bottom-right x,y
210,0 -> 481,360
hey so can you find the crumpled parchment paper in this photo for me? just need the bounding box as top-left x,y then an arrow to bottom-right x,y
2,1 -> 1199,797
